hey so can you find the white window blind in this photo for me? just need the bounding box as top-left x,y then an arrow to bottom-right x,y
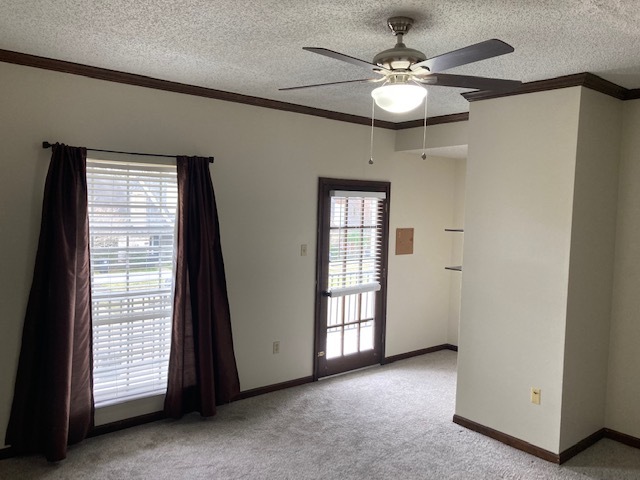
327,191 -> 386,297
87,160 -> 178,407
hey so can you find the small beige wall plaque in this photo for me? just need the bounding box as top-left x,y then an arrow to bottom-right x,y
396,228 -> 414,255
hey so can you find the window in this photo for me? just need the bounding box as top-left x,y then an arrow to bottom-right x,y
87,160 -> 177,407
325,190 -> 385,358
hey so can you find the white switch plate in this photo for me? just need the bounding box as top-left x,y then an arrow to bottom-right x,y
300,244 -> 307,256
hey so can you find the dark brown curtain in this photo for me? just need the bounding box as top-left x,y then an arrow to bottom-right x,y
5,144 -> 93,462
164,156 -> 240,418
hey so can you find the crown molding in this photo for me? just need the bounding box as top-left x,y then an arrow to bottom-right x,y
2,49 -> 639,129
626,89 -> 640,100
462,72 -> 629,102
0,48 -> 401,129
393,112 -> 469,130
582,73 -> 629,99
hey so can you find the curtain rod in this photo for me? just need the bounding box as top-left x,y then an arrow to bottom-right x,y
42,141 -> 214,163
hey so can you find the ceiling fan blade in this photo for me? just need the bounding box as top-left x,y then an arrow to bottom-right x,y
279,78 -> 381,91
412,39 -> 514,73
420,73 -> 521,91
303,47 -> 390,72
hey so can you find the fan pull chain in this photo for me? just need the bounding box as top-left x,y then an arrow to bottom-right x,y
421,95 -> 428,160
369,98 -> 375,165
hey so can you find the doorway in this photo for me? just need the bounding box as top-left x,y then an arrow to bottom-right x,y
314,178 -> 391,379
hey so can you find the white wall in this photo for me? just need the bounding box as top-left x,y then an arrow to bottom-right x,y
606,99 -> 640,439
559,88 -> 621,451
0,61 -> 459,443
456,87 -> 582,453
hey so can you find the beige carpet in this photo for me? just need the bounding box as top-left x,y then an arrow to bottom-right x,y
1,350 -> 639,479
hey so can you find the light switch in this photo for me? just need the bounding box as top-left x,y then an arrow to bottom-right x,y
531,388 -> 541,405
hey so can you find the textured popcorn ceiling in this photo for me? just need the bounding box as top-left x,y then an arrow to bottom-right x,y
1,1 -> 639,122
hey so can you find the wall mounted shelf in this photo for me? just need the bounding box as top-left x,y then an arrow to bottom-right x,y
445,228 -> 464,272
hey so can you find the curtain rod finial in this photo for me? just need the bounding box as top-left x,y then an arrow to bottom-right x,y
42,141 -> 52,149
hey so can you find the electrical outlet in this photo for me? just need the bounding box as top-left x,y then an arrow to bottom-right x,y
300,244 -> 307,256
531,388 -> 541,405
273,341 -> 280,354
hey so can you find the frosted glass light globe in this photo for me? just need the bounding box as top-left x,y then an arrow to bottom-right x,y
371,84 -> 427,113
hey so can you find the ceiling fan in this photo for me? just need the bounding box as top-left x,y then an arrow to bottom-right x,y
280,16 -> 521,113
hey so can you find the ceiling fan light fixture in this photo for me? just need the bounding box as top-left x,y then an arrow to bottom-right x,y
371,83 -> 427,113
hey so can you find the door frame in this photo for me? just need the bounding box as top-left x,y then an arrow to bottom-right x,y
313,177 -> 391,381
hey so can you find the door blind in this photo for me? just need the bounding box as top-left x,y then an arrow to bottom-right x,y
87,160 -> 178,407
327,190 -> 386,297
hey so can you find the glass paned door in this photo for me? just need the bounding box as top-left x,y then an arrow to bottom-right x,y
315,179 -> 390,378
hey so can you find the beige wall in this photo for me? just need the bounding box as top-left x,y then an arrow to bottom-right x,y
456,88 -> 582,453
0,61 -> 460,442
395,121 -> 468,152
385,152 -> 461,355
606,99 -> 640,439
8,57 -> 638,454
559,89 -> 621,451
457,86 -> 637,453
394,126 -> 468,349
447,159 -> 466,346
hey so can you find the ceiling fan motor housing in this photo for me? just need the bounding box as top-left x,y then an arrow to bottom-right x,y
373,45 -> 427,70
373,16 -> 427,70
